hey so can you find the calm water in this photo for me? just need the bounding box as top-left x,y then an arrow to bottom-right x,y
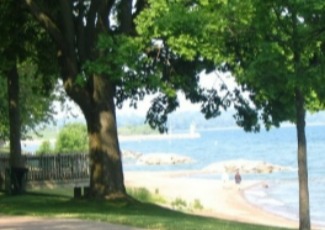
120,125 -> 325,226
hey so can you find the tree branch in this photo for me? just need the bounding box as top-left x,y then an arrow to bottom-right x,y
96,0 -> 113,33
77,0 -> 86,63
133,0 -> 147,21
119,0 -> 133,34
59,0 -> 77,67
84,0 -> 104,58
24,0 -> 64,50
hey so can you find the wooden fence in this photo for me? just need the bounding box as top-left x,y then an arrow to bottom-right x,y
0,154 -> 90,182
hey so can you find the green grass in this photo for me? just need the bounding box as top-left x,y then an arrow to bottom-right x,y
0,188 -> 293,230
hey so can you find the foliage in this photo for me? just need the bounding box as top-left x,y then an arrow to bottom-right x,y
215,1 -> 325,228
127,187 -> 166,204
21,0 -> 325,202
36,140 -> 53,155
127,187 -> 151,202
221,0 -> 325,130
127,187 -> 203,212
193,199 -> 204,210
171,197 -> 188,211
0,67 -> 58,140
84,0 -> 235,133
134,0 -> 256,132
0,1 -> 59,141
18,60 -> 58,137
20,0 -> 256,198
55,123 -> 88,154
118,124 -> 159,136
0,189 -> 286,230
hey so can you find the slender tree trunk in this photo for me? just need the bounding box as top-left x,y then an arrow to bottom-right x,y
7,64 -> 22,168
295,89 -> 310,230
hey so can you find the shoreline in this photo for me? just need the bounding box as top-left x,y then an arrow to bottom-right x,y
124,170 -> 324,229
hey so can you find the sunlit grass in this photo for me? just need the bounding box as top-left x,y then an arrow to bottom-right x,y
127,187 -> 167,204
128,187 -> 205,213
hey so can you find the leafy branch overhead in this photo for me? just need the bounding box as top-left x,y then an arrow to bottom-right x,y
132,0 -> 236,132
0,1 -> 58,141
82,1 -> 234,133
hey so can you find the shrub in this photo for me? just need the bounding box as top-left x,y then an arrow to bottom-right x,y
36,140 -> 53,155
128,187 -> 151,202
55,123 -> 88,153
127,187 -> 166,204
193,199 -> 203,210
171,197 -> 187,210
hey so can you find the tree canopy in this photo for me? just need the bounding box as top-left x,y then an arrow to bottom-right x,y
213,1 -> 325,229
224,0 -> 325,129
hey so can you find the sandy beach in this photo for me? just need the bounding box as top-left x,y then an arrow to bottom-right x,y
125,170 -> 323,230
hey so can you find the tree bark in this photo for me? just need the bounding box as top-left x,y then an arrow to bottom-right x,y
58,54 -> 127,199
7,64 -> 22,168
295,89 -> 310,230
83,75 -> 126,199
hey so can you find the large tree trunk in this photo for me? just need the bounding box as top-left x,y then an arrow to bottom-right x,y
55,35 -> 127,200
83,75 -> 126,199
58,54 -> 127,199
58,58 -> 126,199
295,89 -> 310,230
7,64 -> 22,168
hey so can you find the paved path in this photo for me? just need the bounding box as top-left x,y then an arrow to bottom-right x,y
0,216 -> 144,230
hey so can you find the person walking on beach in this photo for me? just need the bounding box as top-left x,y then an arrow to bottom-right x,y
235,169 -> 242,185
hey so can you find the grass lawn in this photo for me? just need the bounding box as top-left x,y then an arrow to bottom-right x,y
0,188 -> 292,230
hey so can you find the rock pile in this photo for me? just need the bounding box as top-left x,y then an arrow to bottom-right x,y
137,153 -> 194,165
122,150 -> 194,165
122,150 -> 142,160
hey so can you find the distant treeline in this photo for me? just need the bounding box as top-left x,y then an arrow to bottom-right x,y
118,124 -> 159,136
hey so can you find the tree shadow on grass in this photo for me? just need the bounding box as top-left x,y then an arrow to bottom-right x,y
0,191 -> 283,230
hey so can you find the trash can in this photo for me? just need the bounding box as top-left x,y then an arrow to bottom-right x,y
5,167 -> 28,195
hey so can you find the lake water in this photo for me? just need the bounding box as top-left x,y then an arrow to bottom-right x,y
120,125 -> 325,227
21,124 -> 324,226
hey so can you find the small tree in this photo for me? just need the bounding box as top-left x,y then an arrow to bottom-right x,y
219,1 -> 325,229
55,123 -> 88,154
36,140 -> 53,155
